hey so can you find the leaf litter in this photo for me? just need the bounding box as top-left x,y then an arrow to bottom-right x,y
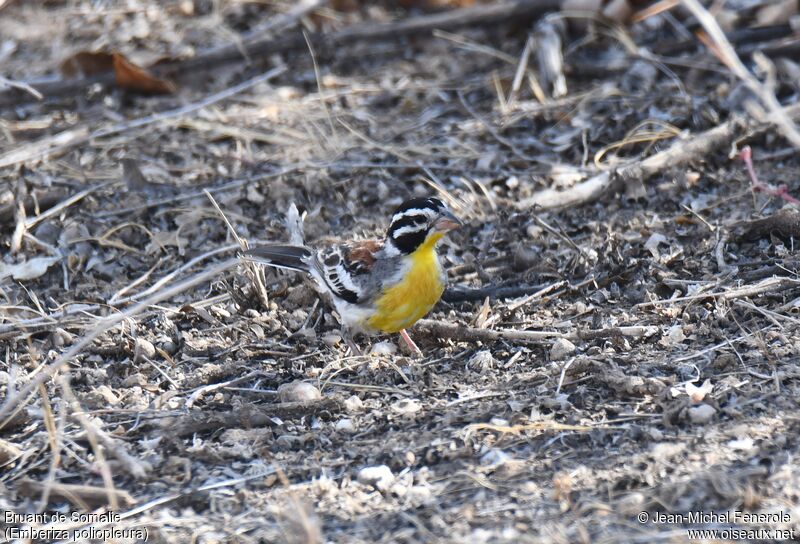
1,1 -> 800,542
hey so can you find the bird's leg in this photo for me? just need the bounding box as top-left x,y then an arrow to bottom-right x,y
399,329 -> 423,358
740,145 -> 800,204
341,326 -> 362,356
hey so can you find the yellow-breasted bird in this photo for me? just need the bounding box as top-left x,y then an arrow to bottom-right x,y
242,197 -> 462,355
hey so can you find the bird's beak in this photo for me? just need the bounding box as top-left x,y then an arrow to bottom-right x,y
433,210 -> 463,232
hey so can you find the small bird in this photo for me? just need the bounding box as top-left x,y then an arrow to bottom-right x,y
242,197 -> 462,355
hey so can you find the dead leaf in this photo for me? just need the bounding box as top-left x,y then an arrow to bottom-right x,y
685,379 -> 713,404
60,51 -> 176,94
112,53 -> 176,94
60,51 -> 115,78
0,256 -> 60,281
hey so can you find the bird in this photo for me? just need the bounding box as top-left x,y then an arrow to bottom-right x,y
241,196 -> 462,355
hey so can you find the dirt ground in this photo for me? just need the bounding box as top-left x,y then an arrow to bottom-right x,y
2,1 -> 800,543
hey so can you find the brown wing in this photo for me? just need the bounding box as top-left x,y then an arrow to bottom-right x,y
344,239 -> 383,275
317,239 -> 384,304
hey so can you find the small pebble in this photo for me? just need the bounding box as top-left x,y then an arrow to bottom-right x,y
51,328 -> 74,348
335,418 -> 356,434
344,395 -> 364,413
95,385 -> 120,405
550,338 -> 576,361
122,373 -> 148,388
370,341 -> 397,356
134,338 -> 156,361
688,403 -> 716,424
391,398 -> 421,416
277,381 -> 321,403
357,465 -> 394,491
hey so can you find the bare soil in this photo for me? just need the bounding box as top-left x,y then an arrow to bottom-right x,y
2,2 -> 800,543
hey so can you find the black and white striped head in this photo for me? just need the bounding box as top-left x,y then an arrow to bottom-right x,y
386,197 -> 462,254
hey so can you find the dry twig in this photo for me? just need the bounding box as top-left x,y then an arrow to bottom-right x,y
518,104 -> 800,210
416,319 -> 659,345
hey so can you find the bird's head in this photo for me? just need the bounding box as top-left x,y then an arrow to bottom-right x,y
386,196 -> 462,254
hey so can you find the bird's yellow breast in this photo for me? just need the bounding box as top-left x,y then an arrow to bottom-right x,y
367,234 -> 445,333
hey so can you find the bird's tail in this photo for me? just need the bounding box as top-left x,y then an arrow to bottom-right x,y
241,245 -> 314,273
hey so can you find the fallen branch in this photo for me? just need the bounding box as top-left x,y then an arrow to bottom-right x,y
443,283 -> 552,303
417,319 -> 556,344
184,370 -> 273,409
737,261 -> 800,282
735,208 -> 800,242
518,103 -> 800,210
416,319 -> 659,345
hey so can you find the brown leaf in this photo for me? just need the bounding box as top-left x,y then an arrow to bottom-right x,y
60,51 -> 115,78
112,52 -> 176,94
60,51 -> 176,94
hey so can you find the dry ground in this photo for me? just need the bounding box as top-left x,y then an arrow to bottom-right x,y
2,1 -> 800,543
